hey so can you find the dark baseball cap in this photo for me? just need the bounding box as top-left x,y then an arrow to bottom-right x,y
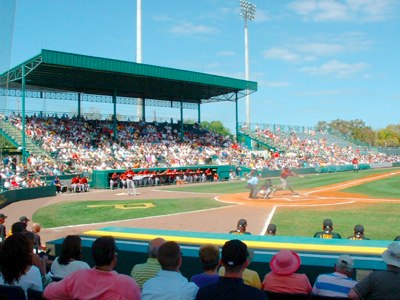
267,224 -> 276,234
237,219 -> 247,228
354,224 -> 364,234
221,239 -> 248,267
19,216 -> 30,222
0,213 -> 7,219
323,219 -> 333,227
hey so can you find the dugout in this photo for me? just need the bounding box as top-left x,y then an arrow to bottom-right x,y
46,226 -> 391,284
91,165 -> 238,189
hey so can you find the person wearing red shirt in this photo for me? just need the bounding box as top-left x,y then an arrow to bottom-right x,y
70,175 -> 81,193
109,172 -> 119,190
272,166 -> 302,196
79,176 -> 89,192
352,157 -> 359,173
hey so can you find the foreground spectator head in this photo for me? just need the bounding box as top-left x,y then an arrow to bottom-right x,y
147,237 -> 166,258
199,244 -> 220,271
0,233 -> 33,284
11,221 -> 27,234
221,239 -> 248,273
335,255 -> 354,275
59,235 -> 83,264
91,236 -> 118,268
270,249 -> 301,275
381,242 -> 400,268
157,241 -> 182,271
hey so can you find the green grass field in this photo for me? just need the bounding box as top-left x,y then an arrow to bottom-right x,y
34,167 -> 400,240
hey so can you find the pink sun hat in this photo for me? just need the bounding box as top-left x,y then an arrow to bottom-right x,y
270,249 -> 301,275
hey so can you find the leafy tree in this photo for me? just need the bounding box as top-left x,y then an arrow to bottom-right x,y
200,120 -> 231,136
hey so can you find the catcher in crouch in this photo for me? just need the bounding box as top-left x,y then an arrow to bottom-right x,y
257,178 -> 275,199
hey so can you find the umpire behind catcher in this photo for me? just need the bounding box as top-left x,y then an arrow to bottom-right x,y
247,173 -> 261,199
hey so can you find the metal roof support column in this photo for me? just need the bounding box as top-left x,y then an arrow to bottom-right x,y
21,65 -> 27,164
142,98 -> 146,122
113,90 -> 117,141
77,93 -> 81,118
235,92 -> 239,143
197,102 -> 201,123
180,100 -> 184,142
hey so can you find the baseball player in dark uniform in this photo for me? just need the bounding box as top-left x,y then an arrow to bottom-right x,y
314,219 -> 342,239
348,224 -> 370,240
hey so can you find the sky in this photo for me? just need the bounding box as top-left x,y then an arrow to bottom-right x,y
1,0 -> 399,132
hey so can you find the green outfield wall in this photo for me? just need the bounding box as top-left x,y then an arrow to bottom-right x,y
0,185 -> 56,209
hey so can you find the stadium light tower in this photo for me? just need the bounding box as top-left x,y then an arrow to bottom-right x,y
240,0 -> 256,127
136,0 -> 143,121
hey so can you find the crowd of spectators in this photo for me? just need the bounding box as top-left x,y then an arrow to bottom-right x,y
0,156 -> 46,191
245,125 -> 400,170
1,113 -> 400,190
7,113 -> 250,173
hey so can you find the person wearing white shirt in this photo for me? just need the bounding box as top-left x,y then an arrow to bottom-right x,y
50,235 -> 90,279
142,241 -> 198,300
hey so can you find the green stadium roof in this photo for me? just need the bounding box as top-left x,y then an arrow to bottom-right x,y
0,49 -> 257,104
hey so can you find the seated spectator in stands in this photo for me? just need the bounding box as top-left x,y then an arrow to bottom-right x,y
348,224 -> 370,240
0,233 -> 43,297
191,244 -> 220,288
44,236 -> 140,299
142,241 -> 198,300
265,224 -> 276,236
262,249 -> 312,295
110,172 -> 120,190
20,215 -> 30,226
31,222 -> 44,251
195,239 -> 267,300
348,242 -> 400,299
229,218 -> 251,235
313,219 -> 342,239
312,254 -> 357,298
3,178 -> 12,190
50,235 -> 90,279
21,231 -> 49,279
52,176 -> 63,193
218,248 -> 261,289
130,237 -> 165,289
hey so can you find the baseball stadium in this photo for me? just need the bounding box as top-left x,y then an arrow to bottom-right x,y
1,1 -> 400,299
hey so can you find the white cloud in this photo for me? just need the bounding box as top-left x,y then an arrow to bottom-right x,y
263,47 -> 300,62
300,60 -> 368,77
217,50 -> 235,57
296,42 -> 345,56
287,0 -> 397,22
168,22 -> 218,35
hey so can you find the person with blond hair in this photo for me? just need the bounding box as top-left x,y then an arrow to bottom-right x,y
191,244 -> 220,288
